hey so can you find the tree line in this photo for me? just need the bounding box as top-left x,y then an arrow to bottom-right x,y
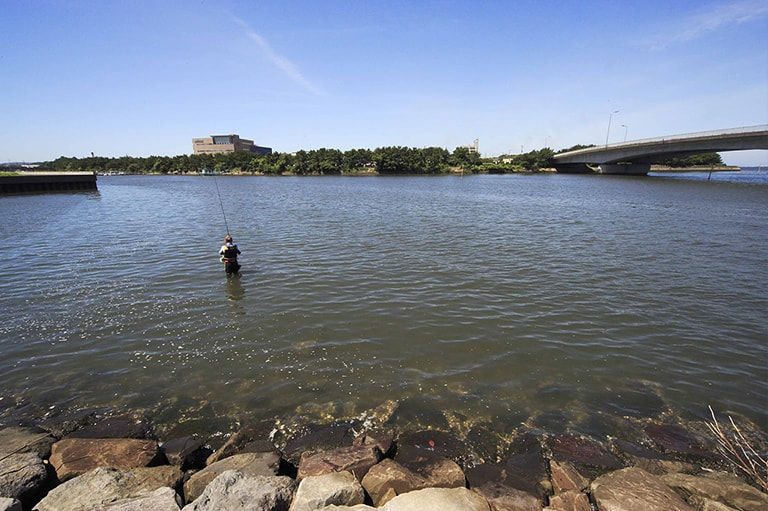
36,145 -> 724,175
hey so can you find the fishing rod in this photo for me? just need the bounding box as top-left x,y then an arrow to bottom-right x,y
211,171 -> 230,236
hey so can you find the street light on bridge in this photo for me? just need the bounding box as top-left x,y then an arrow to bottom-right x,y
621,124 -> 629,142
605,110 -> 619,147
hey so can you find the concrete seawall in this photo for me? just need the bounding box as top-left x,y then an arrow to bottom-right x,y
0,172 -> 97,194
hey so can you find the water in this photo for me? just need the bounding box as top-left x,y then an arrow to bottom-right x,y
1,170 -> 766,444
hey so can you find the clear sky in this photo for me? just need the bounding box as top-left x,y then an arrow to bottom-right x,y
2,0 -> 767,165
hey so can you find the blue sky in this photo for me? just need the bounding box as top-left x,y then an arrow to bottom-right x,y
2,0 -> 767,165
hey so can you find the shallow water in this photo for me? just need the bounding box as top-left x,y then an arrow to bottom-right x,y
1,172 -> 766,441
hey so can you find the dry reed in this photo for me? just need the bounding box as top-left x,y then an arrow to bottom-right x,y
707,406 -> 767,492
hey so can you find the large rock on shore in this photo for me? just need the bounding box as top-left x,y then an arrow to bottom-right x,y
590,467 -> 695,511
49,438 -> 163,481
661,471 -> 768,511
181,470 -> 296,510
545,490 -> 591,511
318,486 -> 491,510
0,452 -> 50,507
289,471 -> 365,511
33,466 -> 183,511
183,451 -> 281,503
98,487 -> 181,511
470,481 -> 542,511
0,427 -> 57,460
297,445 -> 381,482
361,458 -> 466,506
0,498 -> 22,511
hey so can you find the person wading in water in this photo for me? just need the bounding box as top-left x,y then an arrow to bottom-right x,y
219,235 -> 242,276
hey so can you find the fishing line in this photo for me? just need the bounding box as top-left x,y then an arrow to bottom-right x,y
211,172 -> 230,235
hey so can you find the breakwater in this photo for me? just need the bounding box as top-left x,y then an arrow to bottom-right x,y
1,404 -> 766,510
0,172 -> 96,194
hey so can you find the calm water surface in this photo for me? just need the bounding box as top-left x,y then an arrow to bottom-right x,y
1,172 -> 766,443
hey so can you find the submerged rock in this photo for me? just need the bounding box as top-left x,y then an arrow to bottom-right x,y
282,422 -> 359,467
645,423 -> 716,460
548,434 -> 623,478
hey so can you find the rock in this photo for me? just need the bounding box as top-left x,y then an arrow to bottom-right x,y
612,440 -> 697,476
361,458 -> 466,507
416,457 -> 466,488
467,434 -> 548,499
549,434 -> 623,477
314,487 -> 491,511
546,490 -> 591,511
687,496 -> 740,511
205,424 -> 275,465
549,460 -> 589,494
590,467 -> 695,511
362,459 -> 425,506
289,471 -> 365,511
161,437 -> 210,470
34,466 -> 183,511
66,417 -> 152,439
183,451 -> 281,503
471,481 -> 541,511
0,452 -> 50,507
645,423 -> 715,460
352,429 -> 395,458
661,471 -> 768,511
297,445 -> 381,482
0,498 -> 22,511
103,487 -> 181,510
283,423 -> 358,467
0,426 -> 57,459
181,470 -> 296,510
381,487 -> 490,511
396,430 -> 470,469
49,438 -> 163,481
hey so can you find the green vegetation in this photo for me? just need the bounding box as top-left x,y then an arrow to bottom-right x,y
37,147 -> 727,175
0,171 -> 22,176
658,152 -> 724,167
39,145 -> 552,176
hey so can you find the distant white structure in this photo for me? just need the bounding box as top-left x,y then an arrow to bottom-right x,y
464,139 -> 479,153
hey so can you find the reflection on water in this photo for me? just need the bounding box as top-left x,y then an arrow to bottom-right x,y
225,276 -> 245,301
0,173 -> 766,442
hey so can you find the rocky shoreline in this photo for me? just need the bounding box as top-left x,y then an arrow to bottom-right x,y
1,405 -> 766,511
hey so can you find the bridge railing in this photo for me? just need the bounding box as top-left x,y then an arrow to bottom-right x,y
555,125 -> 768,158
602,124 -> 768,149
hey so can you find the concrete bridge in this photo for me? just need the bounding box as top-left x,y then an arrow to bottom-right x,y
552,125 -> 768,175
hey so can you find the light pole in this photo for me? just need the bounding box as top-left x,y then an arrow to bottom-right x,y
605,110 -> 619,147
621,124 -> 628,142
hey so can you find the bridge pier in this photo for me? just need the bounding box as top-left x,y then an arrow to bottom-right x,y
598,163 -> 651,175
